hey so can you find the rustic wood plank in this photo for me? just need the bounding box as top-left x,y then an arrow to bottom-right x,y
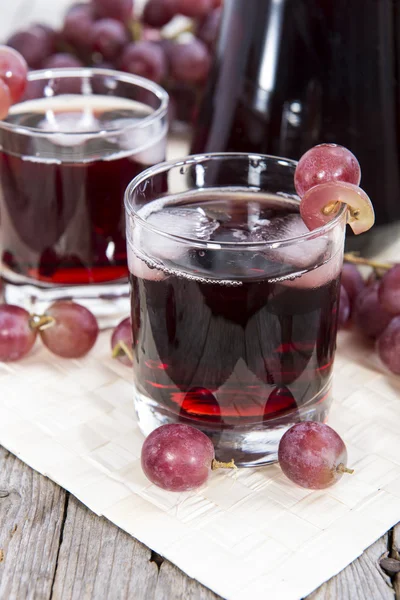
392,524 -> 400,599
154,560 -> 221,600
307,535 -> 394,600
0,446 -> 66,600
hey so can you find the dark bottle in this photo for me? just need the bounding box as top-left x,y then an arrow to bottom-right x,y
192,0 -> 400,254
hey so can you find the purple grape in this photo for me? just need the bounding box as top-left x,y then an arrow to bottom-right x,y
196,8 -> 222,49
91,0 -> 134,23
0,45 -> 28,104
337,285 -> 350,329
295,144 -> 361,198
39,301 -> 98,359
353,283 -> 393,339
278,422 -> 353,489
341,263 -> 365,305
0,79 -> 11,119
176,0 -> 213,18
62,3 -> 95,54
111,317 -> 133,366
378,264 -> 400,315
90,18 -> 129,61
119,41 -> 167,83
167,39 -> 211,83
7,25 -> 55,69
142,0 -> 177,28
377,317 -> 400,375
141,424 -> 215,491
42,53 -> 84,69
0,305 -> 37,362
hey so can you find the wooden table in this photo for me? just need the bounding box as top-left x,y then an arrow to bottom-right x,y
0,445 -> 398,600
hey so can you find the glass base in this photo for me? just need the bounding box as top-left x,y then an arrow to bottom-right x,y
133,384 -> 333,468
2,274 -> 130,328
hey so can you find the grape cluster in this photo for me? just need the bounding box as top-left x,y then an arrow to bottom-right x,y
338,258 -> 400,376
5,0 -> 222,125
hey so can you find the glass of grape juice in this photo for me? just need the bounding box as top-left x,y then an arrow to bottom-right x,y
125,153 -> 347,466
0,67 -> 168,321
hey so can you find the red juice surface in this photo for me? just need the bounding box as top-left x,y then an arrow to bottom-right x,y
0,95 -> 165,285
129,192 -> 341,426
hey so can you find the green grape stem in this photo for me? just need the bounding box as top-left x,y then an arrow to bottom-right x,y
211,458 -> 237,471
112,340 -> 134,362
337,463 -> 354,475
29,314 -> 56,331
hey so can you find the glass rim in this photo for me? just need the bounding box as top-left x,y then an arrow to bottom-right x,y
0,67 -> 169,137
124,152 -> 348,250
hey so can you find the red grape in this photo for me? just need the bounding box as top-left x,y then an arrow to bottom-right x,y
141,424 -> 215,491
196,8 -> 222,49
142,0 -> 177,28
42,53 -> 84,69
278,421 -> 353,489
341,263 -> 365,304
0,305 -> 37,362
294,143 -> 361,198
300,181 -> 374,234
167,39 -> 211,83
338,285 -> 350,329
353,283 -> 393,339
176,0 -> 213,18
119,41 -> 167,83
377,317 -> 400,375
111,317 -> 133,366
378,265 -> 400,315
39,302 -> 98,359
91,0 -> 134,23
62,3 -> 95,54
0,45 -> 28,103
90,18 -> 129,61
0,79 -> 11,120
7,25 -> 55,69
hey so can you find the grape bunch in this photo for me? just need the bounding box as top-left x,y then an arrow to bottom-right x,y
5,0 -> 223,126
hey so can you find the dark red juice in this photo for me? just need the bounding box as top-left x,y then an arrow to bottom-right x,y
129,194 -> 341,427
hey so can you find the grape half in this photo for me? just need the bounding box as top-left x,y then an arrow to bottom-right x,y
294,143 -> 361,198
0,45 -> 28,103
278,421 -> 353,489
39,301 -> 98,359
111,317 -> 133,366
300,181 -> 375,234
141,424 -> 219,491
378,265 -> 400,315
0,305 -> 37,362
377,317 -> 400,375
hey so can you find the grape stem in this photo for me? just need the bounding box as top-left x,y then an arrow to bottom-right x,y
343,252 -> 393,271
211,458 -> 237,471
29,314 -> 56,331
337,463 -> 354,475
112,340 -> 134,362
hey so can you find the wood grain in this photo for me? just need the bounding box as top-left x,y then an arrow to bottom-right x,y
0,446 -> 66,600
308,535 -> 394,600
391,524 -> 400,599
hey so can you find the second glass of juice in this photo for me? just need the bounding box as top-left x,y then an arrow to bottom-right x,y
125,153 -> 347,466
0,68 -> 168,321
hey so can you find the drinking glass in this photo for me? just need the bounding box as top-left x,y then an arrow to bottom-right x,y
0,68 -> 168,322
125,153 -> 347,466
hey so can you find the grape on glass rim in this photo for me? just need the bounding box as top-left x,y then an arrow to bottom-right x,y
38,301 -> 99,359
141,424 -> 235,492
278,421 -> 353,490
111,317 -> 133,366
378,264 -> 400,315
0,45 -> 28,104
377,316 -> 400,375
0,305 -> 37,362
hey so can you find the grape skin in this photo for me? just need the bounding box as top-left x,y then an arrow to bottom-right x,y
378,265 -> 400,315
0,45 -> 28,104
142,0 -> 177,28
196,8 -> 222,49
167,39 -> 211,83
91,0 -> 133,23
0,305 -> 37,362
337,285 -> 350,329
0,79 -> 11,120
90,18 -> 129,61
176,0 -> 213,18
353,283 -> 393,339
7,25 -> 55,69
377,317 -> 400,375
39,302 -> 98,359
141,424 -> 215,491
295,143 -> 361,198
119,41 -> 167,83
341,263 -> 365,305
62,4 -> 95,54
278,422 -> 350,489
111,317 -> 133,366
42,53 -> 84,69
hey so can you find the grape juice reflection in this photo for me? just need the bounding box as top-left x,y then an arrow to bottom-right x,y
128,191 -> 343,464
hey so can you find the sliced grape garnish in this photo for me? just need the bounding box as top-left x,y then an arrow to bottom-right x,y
0,305 -> 37,362
278,421 -> 353,489
300,181 -> 375,234
141,424 -> 235,491
295,143 -> 361,197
